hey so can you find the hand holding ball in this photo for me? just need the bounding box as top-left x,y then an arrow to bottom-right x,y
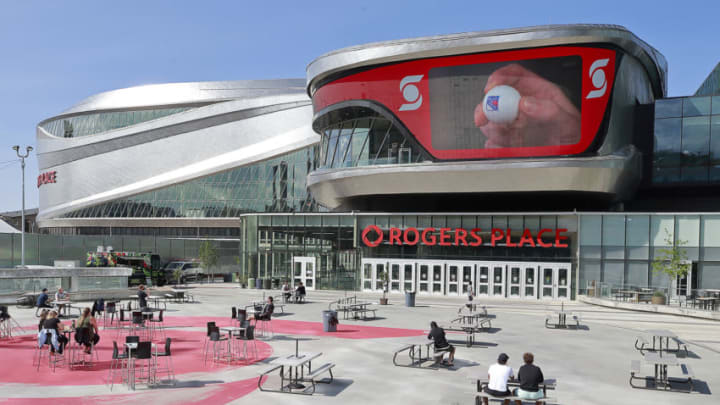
482,85 -> 521,124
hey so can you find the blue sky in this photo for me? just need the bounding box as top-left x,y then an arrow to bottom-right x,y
0,0 -> 716,212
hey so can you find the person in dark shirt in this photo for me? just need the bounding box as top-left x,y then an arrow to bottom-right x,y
428,321 -> 455,366
137,285 -> 148,309
252,297 -> 274,321
42,311 -> 68,353
38,309 -> 49,331
295,282 -> 306,303
37,288 -> 52,308
515,352 -> 545,404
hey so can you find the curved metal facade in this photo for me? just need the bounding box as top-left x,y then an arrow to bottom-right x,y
306,25 -> 666,209
37,79 -> 320,229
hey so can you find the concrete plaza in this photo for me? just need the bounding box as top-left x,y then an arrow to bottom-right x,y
1,285 -> 719,404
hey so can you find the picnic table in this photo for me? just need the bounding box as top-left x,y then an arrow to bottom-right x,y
474,377 -> 557,403
258,352 -> 335,394
392,336 -> 435,368
219,326 -> 247,362
53,300 -> 78,317
343,301 -> 376,319
644,329 -> 677,352
615,290 -> 654,303
630,352 -> 694,392
695,296 -> 718,311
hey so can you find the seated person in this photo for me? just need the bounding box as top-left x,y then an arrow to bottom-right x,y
37,288 -> 53,308
54,288 -> 69,314
281,282 -> 292,302
294,282 -> 306,302
514,352 -> 545,405
428,321 -> 455,366
482,353 -> 514,405
38,309 -> 50,331
76,308 -> 100,354
40,311 -> 69,354
250,297 -> 274,321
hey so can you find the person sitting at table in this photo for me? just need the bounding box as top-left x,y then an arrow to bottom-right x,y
54,288 -> 69,314
251,296 -> 275,321
281,281 -> 292,302
137,285 -> 148,310
428,321 -> 455,366
37,288 -> 52,309
294,282 -> 306,303
38,309 -> 50,331
482,353 -> 514,405
40,310 -> 68,354
76,307 -> 100,354
514,352 -> 545,405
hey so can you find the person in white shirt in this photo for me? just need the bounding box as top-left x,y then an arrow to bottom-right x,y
54,288 -> 70,315
483,353 -> 514,405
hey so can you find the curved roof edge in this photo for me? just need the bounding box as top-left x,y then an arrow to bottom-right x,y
46,79 -> 307,121
306,24 -> 667,97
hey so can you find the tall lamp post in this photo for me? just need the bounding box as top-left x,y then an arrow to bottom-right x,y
12,145 -> 33,267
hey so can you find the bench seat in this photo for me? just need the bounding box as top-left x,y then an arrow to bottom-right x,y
475,393 -> 555,404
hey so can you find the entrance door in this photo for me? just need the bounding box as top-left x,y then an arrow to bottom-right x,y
477,264 -> 491,297
507,264 -> 523,298
361,259 -> 386,293
292,256 -> 316,291
447,262 -> 474,296
506,263 -> 539,299
540,263 -> 571,300
431,263 -> 445,295
490,264 -> 506,298
417,261 -> 445,295
671,261 -> 693,298
388,260 -> 416,294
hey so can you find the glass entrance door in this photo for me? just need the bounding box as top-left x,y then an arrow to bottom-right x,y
417,263 -> 431,294
292,256 -> 316,290
477,264 -> 490,296
507,265 -> 522,298
447,264 -> 460,296
490,264 -> 506,297
523,265 -> 538,299
431,263 -> 445,295
361,259 -> 387,293
540,263 -> 571,299
506,263 -> 539,299
388,261 -> 415,294
446,262 -> 475,297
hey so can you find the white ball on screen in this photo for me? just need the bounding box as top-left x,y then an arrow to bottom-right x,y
482,85 -> 521,124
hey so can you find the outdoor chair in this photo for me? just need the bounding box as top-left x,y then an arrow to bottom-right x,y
152,337 -> 175,384
104,302 -> 117,329
34,332 -> 66,372
108,340 -> 130,390
254,312 -> 274,339
149,309 -> 165,338
203,327 -> 229,365
131,341 -> 156,386
234,324 -> 258,361
236,309 -> 247,327
202,321 -> 216,355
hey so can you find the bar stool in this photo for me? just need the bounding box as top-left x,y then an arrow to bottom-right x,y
234,324 -> 258,361
108,341 -> 129,391
34,332 -> 66,372
72,327 -> 99,367
152,337 -> 175,384
149,310 -> 165,338
203,326 -> 228,365
104,302 -> 117,329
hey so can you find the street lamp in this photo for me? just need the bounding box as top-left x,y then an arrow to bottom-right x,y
12,145 -> 33,267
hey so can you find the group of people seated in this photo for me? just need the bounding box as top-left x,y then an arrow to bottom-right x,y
36,287 -> 70,310
427,322 -> 545,405
281,281 -> 306,303
37,307 -> 101,355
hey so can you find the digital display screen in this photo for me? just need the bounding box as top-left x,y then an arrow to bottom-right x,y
428,56 -> 582,151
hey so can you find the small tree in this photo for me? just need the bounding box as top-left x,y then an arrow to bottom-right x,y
173,268 -> 184,286
198,241 -> 218,283
651,229 -> 690,297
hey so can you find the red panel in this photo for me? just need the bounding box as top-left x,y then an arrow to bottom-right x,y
313,46 -> 615,160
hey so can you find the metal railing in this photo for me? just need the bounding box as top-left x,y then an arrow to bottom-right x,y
585,281 -> 719,311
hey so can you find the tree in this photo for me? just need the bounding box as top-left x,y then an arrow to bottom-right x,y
651,229 -> 690,297
198,241 -> 218,283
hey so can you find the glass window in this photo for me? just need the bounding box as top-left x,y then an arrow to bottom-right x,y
654,118 -> 682,168
713,96 -> 720,115
603,262 -> 624,285
626,262 -> 649,287
654,98 -> 683,119
681,116 -> 710,182
682,96 -> 711,116
710,115 -> 720,181
626,215 -> 649,246
580,216 -> 602,246
676,216 -> 700,246
651,215 -> 674,246
602,215 -> 625,246
702,216 -> 720,247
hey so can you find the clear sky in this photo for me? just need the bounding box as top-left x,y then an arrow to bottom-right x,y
0,0 -> 717,212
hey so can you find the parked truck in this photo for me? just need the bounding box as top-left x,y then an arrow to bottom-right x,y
85,251 -> 166,286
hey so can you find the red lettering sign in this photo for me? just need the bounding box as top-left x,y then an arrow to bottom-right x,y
360,226 -> 570,248
37,171 -> 57,188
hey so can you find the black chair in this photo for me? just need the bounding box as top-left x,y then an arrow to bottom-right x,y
202,321 -> 217,354
152,337 -> 175,383
231,306 -> 237,322
237,309 -> 247,326
204,326 -> 228,364
149,309 -> 165,338
108,341 -> 130,390
73,327 -> 99,366
104,302 -> 117,329
132,341 -> 156,386
235,324 -> 258,361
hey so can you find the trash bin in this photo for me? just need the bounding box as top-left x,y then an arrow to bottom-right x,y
223,273 -> 232,283
256,278 -> 263,289
248,277 -> 256,289
263,278 -> 271,290
322,310 -> 338,332
405,291 -> 416,307
271,278 -> 279,289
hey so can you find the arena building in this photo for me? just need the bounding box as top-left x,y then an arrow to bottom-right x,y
35,25 -> 720,299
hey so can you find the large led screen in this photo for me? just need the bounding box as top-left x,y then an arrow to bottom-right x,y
428,56 -> 582,151
312,46 -> 616,160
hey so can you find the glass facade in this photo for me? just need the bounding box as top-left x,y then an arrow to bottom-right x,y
695,62 -> 720,96
61,146 -> 321,219
653,96 -> 720,183
317,107 -> 431,169
40,107 -> 195,138
579,213 -> 720,293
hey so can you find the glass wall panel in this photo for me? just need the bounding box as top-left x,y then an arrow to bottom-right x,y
579,261 -> 601,291
681,116 -> 710,182
603,262 -> 624,285
676,216 -> 700,246
702,216 -> 720,247
653,118 -> 682,183
602,216 -> 625,246
682,96 -> 711,117
654,98 -> 682,119
580,216 -> 602,246
710,115 -> 720,181
626,215 -> 649,246
651,216 -> 675,246
626,262 -> 649,286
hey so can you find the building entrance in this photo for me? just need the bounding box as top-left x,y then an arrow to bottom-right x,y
361,258 -> 572,300
292,256 -> 316,290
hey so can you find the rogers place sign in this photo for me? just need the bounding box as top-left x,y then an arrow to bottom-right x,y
361,225 -> 569,248
37,171 -> 57,188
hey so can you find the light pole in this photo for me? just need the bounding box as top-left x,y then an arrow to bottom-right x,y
12,145 -> 33,267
